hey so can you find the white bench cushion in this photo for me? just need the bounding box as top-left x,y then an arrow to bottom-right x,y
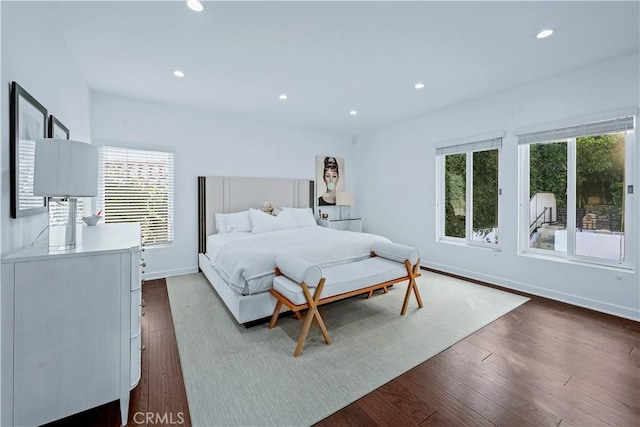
273,257 -> 407,306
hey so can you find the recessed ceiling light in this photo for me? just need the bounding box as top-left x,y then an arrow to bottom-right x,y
173,70 -> 185,78
187,0 -> 204,13
279,94 -> 288,100
414,82 -> 425,89
350,110 -> 358,116
536,28 -> 554,39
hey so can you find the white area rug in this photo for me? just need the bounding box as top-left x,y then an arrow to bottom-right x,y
167,271 -> 528,427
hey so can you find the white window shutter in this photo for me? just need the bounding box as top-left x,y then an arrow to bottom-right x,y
517,116 -> 634,145
97,146 -> 174,245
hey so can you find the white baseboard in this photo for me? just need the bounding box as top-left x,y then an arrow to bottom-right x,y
142,261 -> 639,321
143,266 -> 199,281
423,261 -> 640,322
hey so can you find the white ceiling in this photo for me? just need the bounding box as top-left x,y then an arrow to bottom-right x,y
27,1 -> 640,135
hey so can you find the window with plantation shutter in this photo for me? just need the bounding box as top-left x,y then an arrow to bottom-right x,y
97,146 -> 174,245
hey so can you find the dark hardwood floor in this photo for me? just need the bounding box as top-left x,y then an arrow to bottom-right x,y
318,285 -> 640,427
46,276 -> 639,427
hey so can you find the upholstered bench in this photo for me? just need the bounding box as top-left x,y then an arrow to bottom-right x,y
269,242 -> 423,356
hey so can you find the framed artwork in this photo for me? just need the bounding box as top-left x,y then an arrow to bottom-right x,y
315,155 -> 345,206
48,115 -> 69,140
10,82 -> 48,218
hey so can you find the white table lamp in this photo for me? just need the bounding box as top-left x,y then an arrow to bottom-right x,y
33,138 -> 98,250
336,192 -> 354,219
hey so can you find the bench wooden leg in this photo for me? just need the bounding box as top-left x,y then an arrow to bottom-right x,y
412,262 -> 424,308
269,300 -> 283,329
367,286 -> 390,299
294,305 -> 316,357
401,259 -> 423,315
294,279 -> 331,357
293,310 -> 303,320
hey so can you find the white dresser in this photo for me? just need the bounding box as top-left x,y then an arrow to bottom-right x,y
1,223 -> 142,427
317,217 -> 363,232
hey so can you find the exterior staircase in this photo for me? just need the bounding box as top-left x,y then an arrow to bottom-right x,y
531,223 -> 564,250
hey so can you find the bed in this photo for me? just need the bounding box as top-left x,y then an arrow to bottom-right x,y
197,176 -> 390,324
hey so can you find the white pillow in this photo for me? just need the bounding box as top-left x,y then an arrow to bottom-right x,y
214,213 -> 228,233
215,210 -> 251,233
282,207 -> 317,228
249,208 -> 297,234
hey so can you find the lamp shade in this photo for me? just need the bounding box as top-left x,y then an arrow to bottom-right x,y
33,138 -> 98,197
336,192 -> 354,206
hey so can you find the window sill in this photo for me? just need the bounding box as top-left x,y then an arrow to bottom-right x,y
143,242 -> 174,250
437,238 -> 502,252
518,250 -> 634,273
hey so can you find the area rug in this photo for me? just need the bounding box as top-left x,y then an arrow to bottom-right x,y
167,271 -> 528,426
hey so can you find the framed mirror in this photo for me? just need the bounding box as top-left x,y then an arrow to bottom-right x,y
48,115 -> 70,140
10,82 -> 48,218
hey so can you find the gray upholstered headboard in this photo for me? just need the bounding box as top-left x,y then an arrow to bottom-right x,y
198,176 -> 314,253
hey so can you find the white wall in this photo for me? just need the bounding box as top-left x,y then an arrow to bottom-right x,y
1,3 -> 3,422
1,3 -> 91,422
354,51 -> 640,320
90,93 -> 354,279
1,2 -> 92,256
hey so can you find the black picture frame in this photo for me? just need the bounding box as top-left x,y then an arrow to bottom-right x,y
10,82 -> 48,218
48,115 -> 70,140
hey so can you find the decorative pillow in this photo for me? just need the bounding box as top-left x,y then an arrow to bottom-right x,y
282,207 -> 318,228
215,210 -> 251,234
371,241 -> 419,265
275,254 -> 322,287
249,208 -> 297,234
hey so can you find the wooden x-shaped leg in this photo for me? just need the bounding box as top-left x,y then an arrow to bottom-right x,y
401,259 -> 423,315
366,285 -> 389,299
268,300 -> 284,329
294,278 -> 331,357
269,299 -> 304,330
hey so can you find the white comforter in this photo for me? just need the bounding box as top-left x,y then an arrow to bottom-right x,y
206,227 -> 390,295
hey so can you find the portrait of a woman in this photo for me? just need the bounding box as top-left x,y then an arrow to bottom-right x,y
316,156 -> 344,206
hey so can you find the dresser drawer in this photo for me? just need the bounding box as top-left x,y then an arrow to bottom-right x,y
130,334 -> 142,389
130,250 -> 141,291
131,288 -> 142,338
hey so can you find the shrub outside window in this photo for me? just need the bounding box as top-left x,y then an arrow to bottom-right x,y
437,136 -> 501,248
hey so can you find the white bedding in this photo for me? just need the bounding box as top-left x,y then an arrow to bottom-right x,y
206,227 -> 391,295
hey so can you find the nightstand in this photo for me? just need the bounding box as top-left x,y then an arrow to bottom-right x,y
317,217 -> 363,232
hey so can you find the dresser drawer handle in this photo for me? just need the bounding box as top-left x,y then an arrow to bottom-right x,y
141,344 -> 146,351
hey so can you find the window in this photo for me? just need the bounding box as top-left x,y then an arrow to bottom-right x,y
437,136 -> 501,247
518,115 -> 635,267
97,146 -> 174,245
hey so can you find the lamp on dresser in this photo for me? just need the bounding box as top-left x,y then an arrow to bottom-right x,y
33,138 -> 98,250
336,191 -> 354,219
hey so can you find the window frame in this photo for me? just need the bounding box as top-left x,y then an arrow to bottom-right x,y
97,145 -> 175,247
518,115 -> 635,269
436,134 -> 503,250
